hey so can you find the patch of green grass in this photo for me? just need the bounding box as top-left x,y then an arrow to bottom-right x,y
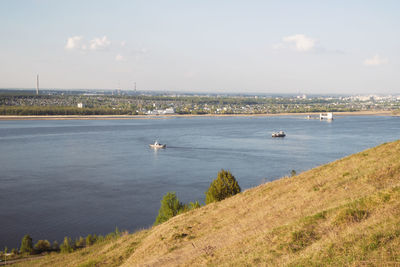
77,259 -> 100,267
172,233 -> 188,240
392,186 -> 400,192
109,255 -> 124,266
283,210 -> 328,253
362,229 -> 400,252
379,192 -> 391,202
168,245 -> 178,252
288,227 -> 319,252
80,250 -> 90,256
303,211 -> 327,225
124,241 -> 140,258
334,208 -> 369,225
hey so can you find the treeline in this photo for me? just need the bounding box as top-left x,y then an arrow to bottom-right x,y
0,94 -> 351,108
0,106 -> 137,115
0,227 -> 124,261
287,107 -> 358,113
154,169 -> 241,225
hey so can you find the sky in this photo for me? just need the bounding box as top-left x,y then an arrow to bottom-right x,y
0,0 -> 399,94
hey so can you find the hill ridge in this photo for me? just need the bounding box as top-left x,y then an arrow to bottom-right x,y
18,140 -> 400,266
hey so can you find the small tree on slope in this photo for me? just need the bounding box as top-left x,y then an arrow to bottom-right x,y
205,169 -> 241,204
154,192 -> 184,225
20,235 -> 33,254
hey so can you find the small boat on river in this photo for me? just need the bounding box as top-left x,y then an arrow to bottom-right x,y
272,131 -> 286,137
149,140 -> 166,149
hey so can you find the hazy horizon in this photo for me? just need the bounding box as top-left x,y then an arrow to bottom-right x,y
2,87 -> 399,97
1,1 -> 399,94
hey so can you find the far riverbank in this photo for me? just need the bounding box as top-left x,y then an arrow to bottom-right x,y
0,110 -> 396,120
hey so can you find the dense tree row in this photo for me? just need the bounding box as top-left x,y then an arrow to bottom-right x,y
0,94 -> 364,116
0,106 -> 137,115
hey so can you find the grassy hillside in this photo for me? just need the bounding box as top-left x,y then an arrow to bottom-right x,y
14,140 -> 400,266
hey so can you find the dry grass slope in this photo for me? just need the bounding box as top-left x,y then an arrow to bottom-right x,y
13,140 -> 400,266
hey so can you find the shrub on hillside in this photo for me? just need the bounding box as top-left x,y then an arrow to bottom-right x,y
205,169 -> 241,204
20,235 -> 33,254
154,192 -> 184,225
85,234 -> 94,246
34,240 -> 51,253
60,237 -> 74,253
74,237 -> 85,249
51,241 -> 60,251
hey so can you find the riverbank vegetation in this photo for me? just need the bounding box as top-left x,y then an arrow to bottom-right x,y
0,106 -> 137,116
2,169 -> 241,263
6,140 -> 400,266
2,92 -> 387,116
154,169 -> 241,225
0,228 -> 124,264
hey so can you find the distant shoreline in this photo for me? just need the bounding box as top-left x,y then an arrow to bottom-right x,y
0,110 -> 396,120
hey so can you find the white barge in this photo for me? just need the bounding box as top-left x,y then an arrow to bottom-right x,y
272,131 -> 286,137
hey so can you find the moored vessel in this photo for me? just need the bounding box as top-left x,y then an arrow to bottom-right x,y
272,131 -> 286,137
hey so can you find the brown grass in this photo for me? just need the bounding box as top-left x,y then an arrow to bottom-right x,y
13,140 -> 400,266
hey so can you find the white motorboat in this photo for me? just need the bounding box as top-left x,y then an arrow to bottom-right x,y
149,140 -> 166,149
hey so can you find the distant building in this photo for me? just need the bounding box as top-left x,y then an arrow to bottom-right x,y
164,108 -> 175,114
77,103 -> 84,108
147,110 -> 160,115
146,107 -> 175,115
297,94 -> 307,99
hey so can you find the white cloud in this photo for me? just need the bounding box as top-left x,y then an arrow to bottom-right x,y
65,36 -> 83,50
121,41 -> 126,47
283,34 -> 315,52
115,54 -> 125,61
65,35 -> 112,51
364,54 -> 388,66
89,36 -> 111,51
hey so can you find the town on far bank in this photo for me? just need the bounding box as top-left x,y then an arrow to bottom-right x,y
1,88 -> 400,116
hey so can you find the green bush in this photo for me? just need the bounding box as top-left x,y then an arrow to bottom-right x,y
34,240 -> 51,253
52,241 -> 60,251
154,192 -> 184,225
188,201 -> 201,210
75,237 -> 85,249
60,237 -> 74,253
85,234 -> 94,246
20,235 -> 33,254
205,169 -> 241,204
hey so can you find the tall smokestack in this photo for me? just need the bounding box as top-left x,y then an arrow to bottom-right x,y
36,74 -> 39,95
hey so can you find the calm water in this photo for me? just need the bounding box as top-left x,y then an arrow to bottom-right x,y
0,115 -> 399,248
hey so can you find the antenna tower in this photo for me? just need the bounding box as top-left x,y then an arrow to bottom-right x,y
36,74 -> 39,95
